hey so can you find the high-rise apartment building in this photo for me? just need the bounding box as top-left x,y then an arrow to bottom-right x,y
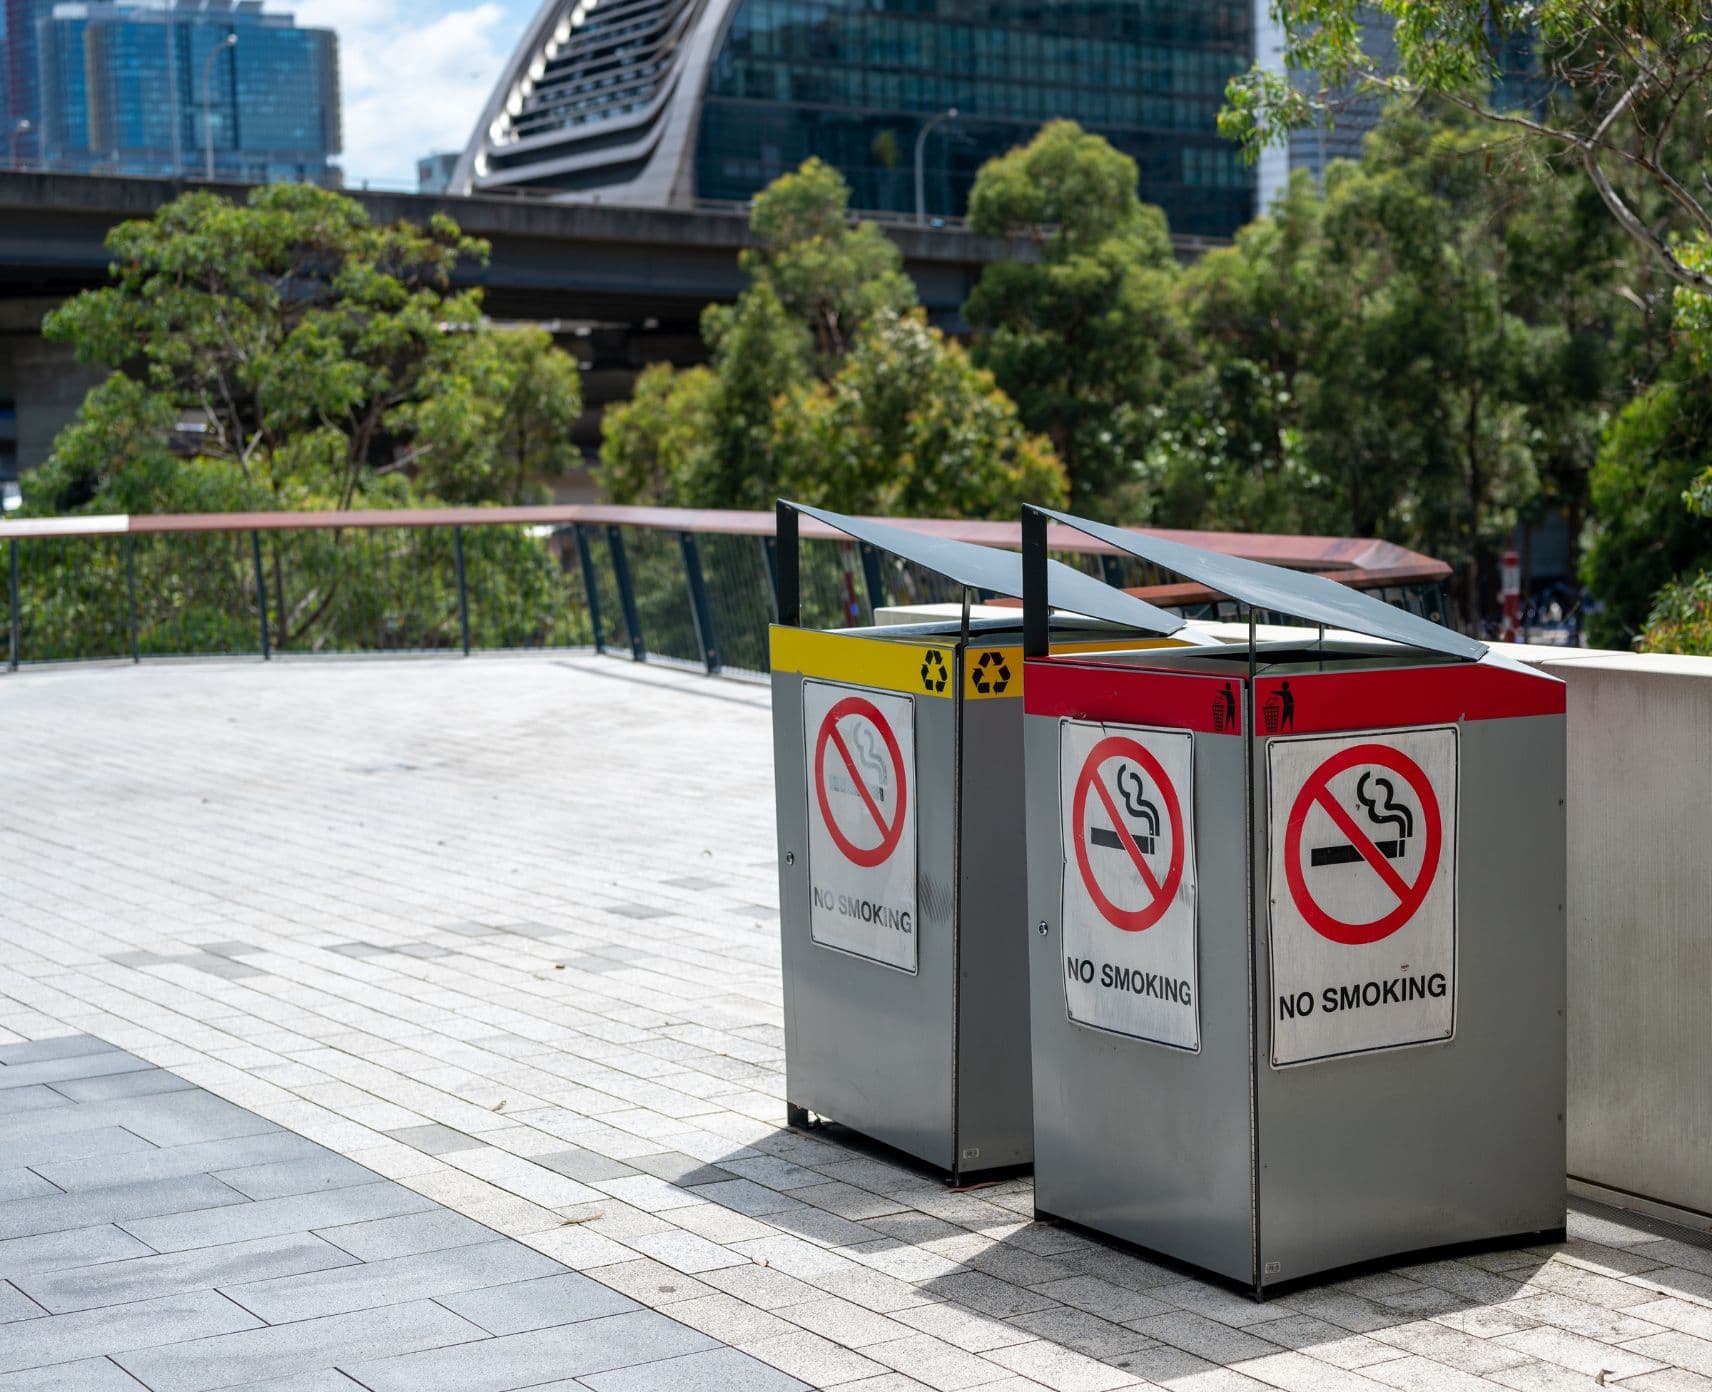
6,0 -> 340,183
454,0 -> 1256,238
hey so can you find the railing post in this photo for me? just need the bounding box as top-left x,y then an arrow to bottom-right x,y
858,540 -> 888,617
8,538 -> 18,672
678,531 -> 721,674
776,501 -> 800,628
573,524 -> 605,654
250,529 -> 271,660
760,534 -> 780,623
453,525 -> 471,657
606,525 -> 646,661
125,533 -> 139,663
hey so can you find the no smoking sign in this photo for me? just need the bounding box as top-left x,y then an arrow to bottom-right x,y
1268,727 -> 1458,1067
1058,721 -> 1199,1052
803,682 -> 918,973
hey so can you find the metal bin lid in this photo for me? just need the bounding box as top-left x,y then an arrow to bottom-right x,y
1026,506 -> 1484,662
786,501 -> 1193,637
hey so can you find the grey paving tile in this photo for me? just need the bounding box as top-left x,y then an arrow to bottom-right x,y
33,1131 -> 324,1192
534,1150 -> 641,1183
315,1209 -> 497,1262
386,1124 -> 481,1156
0,1289 -> 261,1374
0,1037 -> 114,1067
237,1374 -> 367,1392
49,1069 -> 198,1104
213,1154 -> 378,1201
114,1298 -> 488,1392
435,1273 -> 638,1334
17,1232 -> 360,1314
0,1283 -> 43,1325
122,1180 -> 435,1253
0,1052 -> 154,1091
0,1086 -> 74,1117
0,1092 -> 280,1150
629,1153 -> 733,1186
0,1125 -> 156,1171
0,1356 -> 148,1391
0,1225 -> 154,1278
344,1309 -> 716,1392
0,1171 -> 56,1204
222,1238 -> 564,1324
0,1174 -> 247,1241
578,1347 -> 812,1391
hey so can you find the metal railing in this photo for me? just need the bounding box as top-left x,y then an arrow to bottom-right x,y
0,504 -> 1454,677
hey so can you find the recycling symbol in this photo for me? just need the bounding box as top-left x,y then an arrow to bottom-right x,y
972,651 -> 1013,695
920,650 -> 949,693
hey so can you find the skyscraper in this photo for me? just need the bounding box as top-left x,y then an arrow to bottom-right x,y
22,0 -> 340,183
454,0 -> 1256,238
4,0 -> 52,163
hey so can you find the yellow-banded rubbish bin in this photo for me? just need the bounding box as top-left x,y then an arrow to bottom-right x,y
770,501 -> 1208,1181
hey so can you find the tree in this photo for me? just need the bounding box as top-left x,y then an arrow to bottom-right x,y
598,159 -> 1063,518
770,311 -> 1067,517
1222,0 -> 1712,295
33,184 -> 588,517
723,156 -> 916,373
1583,375 -> 1712,647
400,326 -> 585,506
26,185 -> 588,653
963,122 -> 1188,514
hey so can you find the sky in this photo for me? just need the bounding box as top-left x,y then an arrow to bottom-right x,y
279,0 -> 541,189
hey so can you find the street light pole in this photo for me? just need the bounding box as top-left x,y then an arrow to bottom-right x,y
913,107 -> 957,225
202,33 -> 237,181
9,120 -> 32,169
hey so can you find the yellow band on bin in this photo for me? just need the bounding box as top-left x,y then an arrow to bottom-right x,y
769,626 -> 1191,701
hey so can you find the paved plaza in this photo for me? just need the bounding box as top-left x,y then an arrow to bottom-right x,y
4,654 -> 1712,1392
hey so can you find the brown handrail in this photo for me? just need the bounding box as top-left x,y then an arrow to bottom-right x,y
0,504 -> 1452,586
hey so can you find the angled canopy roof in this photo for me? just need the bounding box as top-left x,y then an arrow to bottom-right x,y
788,502 -> 1190,637
1029,507 -> 1485,661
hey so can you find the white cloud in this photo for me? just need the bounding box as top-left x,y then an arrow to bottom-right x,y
282,0 -> 518,188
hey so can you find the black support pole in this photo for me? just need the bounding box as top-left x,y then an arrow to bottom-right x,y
679,531 -> 721,674
250,529 -> 271,660
453,525 -> 471,657
573,524 -> 605,654
1022,505 -> 1049,659
607,525 -> 646,661
760,534 -> 780,624
858,540 -> 888,618
8,538 -> 19,672
125,533 -> 139,663
776,501 -> 800,628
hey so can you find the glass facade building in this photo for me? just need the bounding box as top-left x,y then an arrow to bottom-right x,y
11,0 -> 339,182
456,0 -> 1255,236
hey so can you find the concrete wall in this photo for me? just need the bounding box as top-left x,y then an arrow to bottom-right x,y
1506,647 -> 1712,1223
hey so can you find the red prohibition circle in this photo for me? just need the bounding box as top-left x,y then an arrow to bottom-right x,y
1284,743 -> 1442,946
1071,737 -> 1186,933
814,697 -> 908,869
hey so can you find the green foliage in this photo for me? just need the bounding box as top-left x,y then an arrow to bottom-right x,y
964,122 -> 1185,512
398,326 -> 585,505
598,159 -> 1061,518
771,311 -> 1067,517
1640,571 -> 1712,655
1222,0 -> 1712,296
34,182 -> 583,515
731,157 -> 916,370
1583,379 -> 1712,647
20,183 -> 590,658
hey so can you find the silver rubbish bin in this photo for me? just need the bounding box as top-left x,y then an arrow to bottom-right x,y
1019,506 -> 1567,1291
